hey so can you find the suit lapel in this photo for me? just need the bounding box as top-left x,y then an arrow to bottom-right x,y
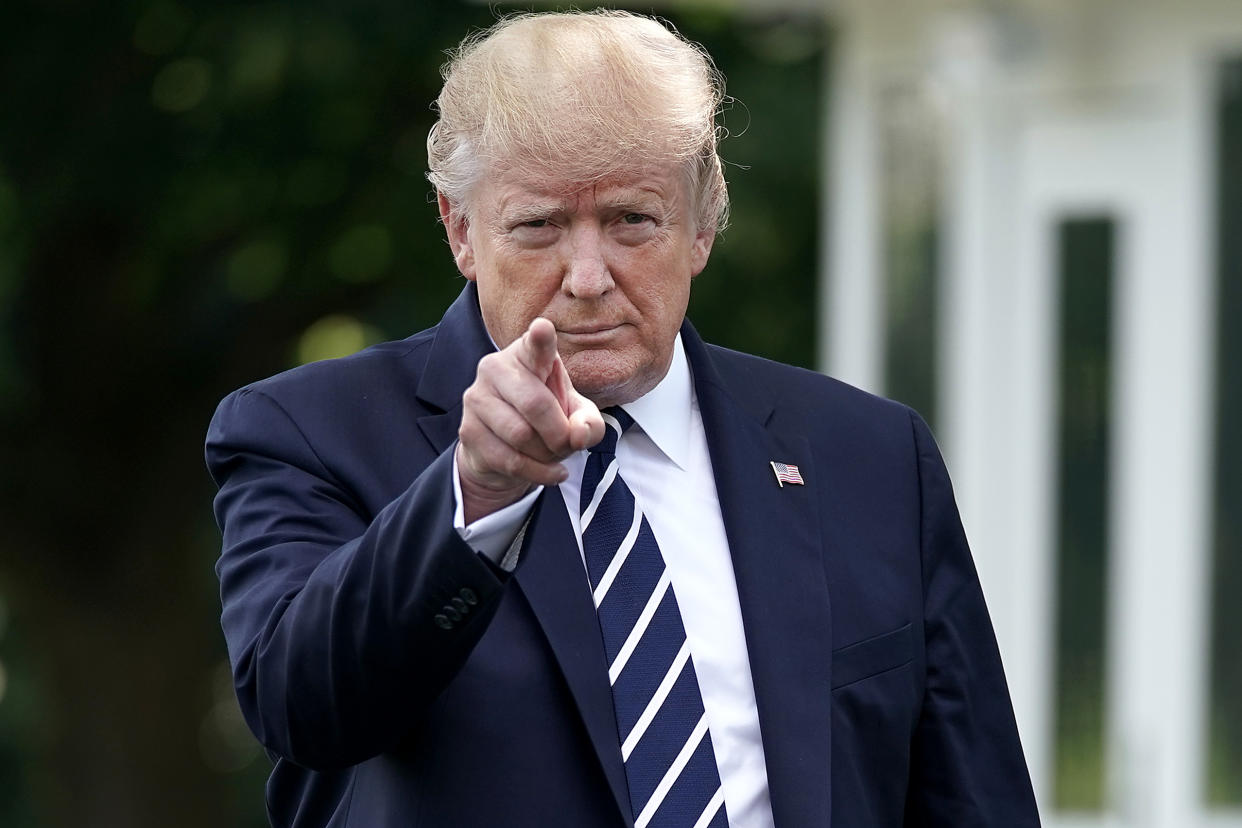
512,493 -> 634,824
414,283 -> 492,453
683,325 -> 835,827
413,285 -> 632,824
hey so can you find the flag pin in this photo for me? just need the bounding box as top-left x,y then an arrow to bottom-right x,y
770,461 -> 804,487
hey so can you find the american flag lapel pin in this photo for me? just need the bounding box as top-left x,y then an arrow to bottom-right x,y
770,461 -> 804,487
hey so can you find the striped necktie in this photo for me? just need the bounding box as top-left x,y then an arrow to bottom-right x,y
579,407 -> 729,828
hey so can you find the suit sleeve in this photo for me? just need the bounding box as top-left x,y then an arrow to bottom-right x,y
905,412 -> 1041,827
206,386 -> 507,770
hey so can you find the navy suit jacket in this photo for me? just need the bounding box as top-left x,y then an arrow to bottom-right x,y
206,284 -> 1039,827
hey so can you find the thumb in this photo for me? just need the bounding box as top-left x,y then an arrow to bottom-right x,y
545,352 -> 572,415
521,317 -> 560,383
543,337 -> 603,449
565,389 -> 604,451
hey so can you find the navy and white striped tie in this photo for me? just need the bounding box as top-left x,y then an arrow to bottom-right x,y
580,407 -> 729,828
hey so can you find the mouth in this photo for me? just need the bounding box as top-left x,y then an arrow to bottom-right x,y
558,324 -> 625,344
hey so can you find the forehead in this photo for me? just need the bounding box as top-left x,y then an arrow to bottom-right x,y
478,161 -> 689,214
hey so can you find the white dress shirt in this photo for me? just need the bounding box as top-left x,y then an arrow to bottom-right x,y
454,335 -> 775,827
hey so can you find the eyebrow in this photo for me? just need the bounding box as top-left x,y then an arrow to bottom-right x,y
494,184 -> 672,225
497,201 -> 564,226
599,184 -> 675,211
507,204 -> 560,221
601,180 -> 667,199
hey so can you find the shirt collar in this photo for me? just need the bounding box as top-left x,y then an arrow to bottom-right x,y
616,334 -> 693,471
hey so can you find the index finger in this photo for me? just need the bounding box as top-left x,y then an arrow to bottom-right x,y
513,317 -> 559,383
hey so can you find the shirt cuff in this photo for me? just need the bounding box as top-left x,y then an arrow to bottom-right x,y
452,449 -> 542,570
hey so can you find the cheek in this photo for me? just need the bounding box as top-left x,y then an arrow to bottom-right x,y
630,256 -> 692,315
482,259 -> 564,329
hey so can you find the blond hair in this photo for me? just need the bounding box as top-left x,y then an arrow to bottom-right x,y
427,9 -> 729,231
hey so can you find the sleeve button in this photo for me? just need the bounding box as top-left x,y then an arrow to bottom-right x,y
451,597 -> 468,613
434,614 -> 453,630
444,606 -> 462,622
459,587 -> 478,605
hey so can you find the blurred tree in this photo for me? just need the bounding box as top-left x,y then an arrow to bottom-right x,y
0,1 -> 823,825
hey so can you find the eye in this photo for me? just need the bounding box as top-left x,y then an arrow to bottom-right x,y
622,213 -> 650,225
520,218 -> 549,228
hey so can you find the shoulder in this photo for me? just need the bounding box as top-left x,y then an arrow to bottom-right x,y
207,325 -> 443,470
236,327 -> 437,409
221,284 -> 488,422
205,324 -> 450,508
702,343 -> 918,439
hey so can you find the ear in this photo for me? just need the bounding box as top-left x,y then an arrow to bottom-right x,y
438,192 -> 477,281
689,227 -> 716,278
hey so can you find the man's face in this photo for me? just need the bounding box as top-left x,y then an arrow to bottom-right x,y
441,162 -> 714,407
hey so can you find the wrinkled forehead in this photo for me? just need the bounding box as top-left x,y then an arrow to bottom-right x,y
484,160 -> 687,209
468,151 -> 693,217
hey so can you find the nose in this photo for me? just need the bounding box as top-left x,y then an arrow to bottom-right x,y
561,224 -> 614,299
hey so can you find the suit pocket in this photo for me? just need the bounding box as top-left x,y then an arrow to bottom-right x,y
831,623 -> 913,690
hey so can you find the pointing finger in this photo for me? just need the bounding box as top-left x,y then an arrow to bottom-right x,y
516,317 -> 559,383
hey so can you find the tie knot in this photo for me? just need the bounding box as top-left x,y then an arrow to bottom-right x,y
590,407 -> 633,457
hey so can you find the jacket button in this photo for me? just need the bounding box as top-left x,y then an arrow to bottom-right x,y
451,597 -> 468,613
459,587 -> 477,605
444,606 -> 462,622
434,614 -> 453,630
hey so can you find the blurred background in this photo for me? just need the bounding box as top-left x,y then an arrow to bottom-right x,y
0,0 -> 1236,826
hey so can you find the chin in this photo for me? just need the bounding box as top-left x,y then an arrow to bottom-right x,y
565,350 -> 654,407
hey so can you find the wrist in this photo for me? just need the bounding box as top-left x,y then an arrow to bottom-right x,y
456,445 -> 534,524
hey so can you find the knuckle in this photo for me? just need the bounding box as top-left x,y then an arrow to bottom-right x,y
512,384 -> 548,415
474,353 -> 504,381
545,433 -> 571,457
481,355 -> 526,393
501,453 -> 526,478
506,420 -> 536,448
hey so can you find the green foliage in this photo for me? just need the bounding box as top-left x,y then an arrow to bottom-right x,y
680,10 -> 823,369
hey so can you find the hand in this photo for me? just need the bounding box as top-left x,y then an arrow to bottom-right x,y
456,317 -> 605,523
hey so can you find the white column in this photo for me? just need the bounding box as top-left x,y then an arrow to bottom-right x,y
822,19 -> 882,391
1008,163 -> 1060,817
1104,42 -> 1214,828
931,7 -> 1034,712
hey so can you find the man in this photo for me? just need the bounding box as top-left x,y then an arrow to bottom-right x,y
207,10 -> 1040,828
